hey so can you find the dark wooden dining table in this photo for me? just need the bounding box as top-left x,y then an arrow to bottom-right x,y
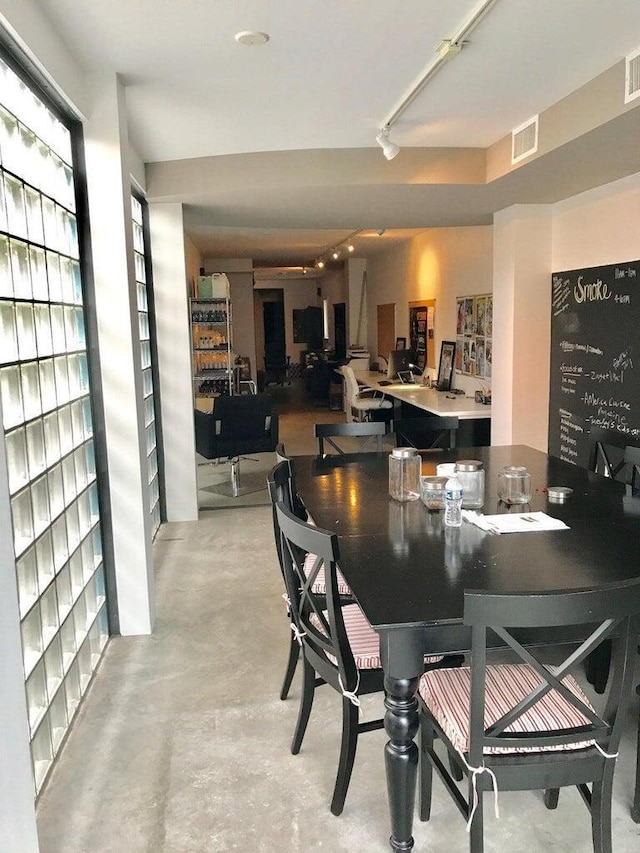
293,444 -> 640,852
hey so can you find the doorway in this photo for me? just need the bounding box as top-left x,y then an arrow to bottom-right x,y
334,302 -> 346,359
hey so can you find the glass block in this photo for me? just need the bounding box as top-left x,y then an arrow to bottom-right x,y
0,301 -> 18,363
60,616 -> 77,672
70,399 -> 84,445
0,105 -> 21,172
26,418 -> 46,478
16,546 -> 38,618
97,602 -> 109,646
43,411 -> 61,466
31,714 -> 53,793
39,583 -> 59,647
10,238 -> 31,299
46,251 -> 62,302
142,367 -> 153,399
25,184 -> 44,244
148,448 -> 158,480
62,163 -> 74,212
95,566 -> 106,606
31,474 -> 50,537
30,245 -> 48,300
77,489 -> 91,538
67,214 -> 78,260
138,311 -> 149,341
36,529 -> 55,591
44,633 -> 64,702
4,173 -> 28,239
64,658 -> 81,721
66,500 -> 80,554
67,353 -> 80,399
144,396 -> 154,428
88,483 -> 100,525
88,619 -> 103,668
60,256 -> 74,305
72,307 -> 85,349
73,593 -> 88,646
39,359 -> 57,413
77,636 -> 92,693
42,196 -> 58,250
70,260 -> 82,304
140,340 -> 151,369
5,425 -> 29,493
22,607 -> 43,680
68,550 -> 83,597
11,487 -> 34,555
0,364 -> 24,428
49,305 -> 66,356
0,234 -> 12,297
51,515 -> 69,572
34,303 -> 53,357
61,453 -> 76,504
58,405 -> 73,455
48,686 -> 68,754
21,362 -> 42,421
91,526 -> 103,568
147,419 -> 157,455
54,355 -> 70,404
85,575 -> 98,620
135,256 -> 146,287
81,397 -> 93,437
47,464 -> 65,521
85,440 -> 96,482
0,174 -> 7,232
16,305 -> 37,364
56,563 -> 73,621
77,353 -> 89,394
74,446 -> 87,490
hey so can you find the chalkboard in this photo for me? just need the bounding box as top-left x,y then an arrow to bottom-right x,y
549,260 -> 640,468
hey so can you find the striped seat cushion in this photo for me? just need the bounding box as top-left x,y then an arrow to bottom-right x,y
304,551 -> 352,596
311,604 -> 442,670
419,663 -> 596,756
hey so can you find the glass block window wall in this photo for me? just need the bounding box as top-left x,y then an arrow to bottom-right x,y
0,55 -> 109,794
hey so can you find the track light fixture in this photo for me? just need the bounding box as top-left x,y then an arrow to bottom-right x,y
375,128 -> 400,161
313,230 -> 362,271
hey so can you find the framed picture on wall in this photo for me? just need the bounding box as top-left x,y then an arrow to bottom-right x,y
435,340 -> 456,391
395,336 -> 406,349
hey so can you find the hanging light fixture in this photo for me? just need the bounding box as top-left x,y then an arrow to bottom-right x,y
375,128 -> 400,161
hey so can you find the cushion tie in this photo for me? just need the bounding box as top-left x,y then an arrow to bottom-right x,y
338,671 -> 361,707
461,755 -> 499,832
281,592 -> 291,608
289,622 -> 306,646
594,743 -> 618,760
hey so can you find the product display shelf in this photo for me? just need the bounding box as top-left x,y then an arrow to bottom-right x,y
190,296 -> 234,401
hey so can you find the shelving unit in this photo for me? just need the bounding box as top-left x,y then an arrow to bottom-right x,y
190,296 -> 233,405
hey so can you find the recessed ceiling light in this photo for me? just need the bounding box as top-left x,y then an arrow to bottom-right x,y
235,31 -> 270,46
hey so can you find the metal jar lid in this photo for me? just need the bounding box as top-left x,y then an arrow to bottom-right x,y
455,459 -> 483,471
391,446 -> 418,459
421,476 -> 449,490
547,486 -> 573,502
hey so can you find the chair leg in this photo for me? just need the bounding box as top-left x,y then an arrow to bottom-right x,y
280,632 -> 299,700
291,656 -> 315,755
449,750 -> 464,782
419,715 -> 434,822
330,697 -> 359,816
544,788 -> 559,809
468,778 -> 484,853
591,771 -> 614,853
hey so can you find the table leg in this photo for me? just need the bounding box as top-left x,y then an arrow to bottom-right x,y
383,673 -> 420,851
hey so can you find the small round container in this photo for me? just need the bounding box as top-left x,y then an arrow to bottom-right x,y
455,459 -> 485,509
419,475 -> 448,511
497,465 -> 532,505
389,447 -> 421,502
547,486 -> 573,504
436,462 -> 456,479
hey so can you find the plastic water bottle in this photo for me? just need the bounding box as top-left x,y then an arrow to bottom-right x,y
444,476 -> 463,527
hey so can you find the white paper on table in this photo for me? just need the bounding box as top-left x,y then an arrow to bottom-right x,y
462,510 -> 569,534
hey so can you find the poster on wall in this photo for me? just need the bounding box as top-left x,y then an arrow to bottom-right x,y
456,293 -> 492,379
409,300 -> 436,370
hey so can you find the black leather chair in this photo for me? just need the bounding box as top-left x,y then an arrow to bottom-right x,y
194,393 -> 278,496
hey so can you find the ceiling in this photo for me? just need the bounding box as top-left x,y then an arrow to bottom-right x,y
33,0 -> 640,268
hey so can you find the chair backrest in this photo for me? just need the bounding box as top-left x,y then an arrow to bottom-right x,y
394,416 -> 459,451
213,393 -> 275,439
587,426 -> 640,484
275,501 -> 357,694
314,421 -> 386,457
341,365 -> 361,407
270,449 -> 307,520
463,581 -> 640,767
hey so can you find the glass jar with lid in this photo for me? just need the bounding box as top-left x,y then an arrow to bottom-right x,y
419,475 -> 448,510
497,465 -> 532,505
389,447 -> 421,502
455,459 -> 485,508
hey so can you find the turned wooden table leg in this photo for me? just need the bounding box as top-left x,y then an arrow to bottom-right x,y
384,673 -> 420,852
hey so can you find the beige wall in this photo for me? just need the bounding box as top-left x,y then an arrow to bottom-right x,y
183,235 -> 201,297
364,226 -> 493,392
254,277 -> 323,365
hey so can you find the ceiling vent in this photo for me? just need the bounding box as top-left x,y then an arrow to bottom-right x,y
511,115 -> 538,165
625,46 -> 640,103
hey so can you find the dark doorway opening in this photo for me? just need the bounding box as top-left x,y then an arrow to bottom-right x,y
334,302 -> 346,359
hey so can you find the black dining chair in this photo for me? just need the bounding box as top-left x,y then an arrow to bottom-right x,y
417,579 -> 640,852
314,421 -> 387,457
275,501 -> 454,816
394,415 -> 459,451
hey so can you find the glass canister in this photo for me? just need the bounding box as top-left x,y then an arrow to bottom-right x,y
389,447 -> 421,502
455,459 -> 485,509
497,465 -> 532,505
419,475 -> 448,510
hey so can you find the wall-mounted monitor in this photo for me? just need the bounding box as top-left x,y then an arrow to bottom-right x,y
387,348 -> 418,379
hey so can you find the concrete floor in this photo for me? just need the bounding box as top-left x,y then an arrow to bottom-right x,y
36,382 -> 640,852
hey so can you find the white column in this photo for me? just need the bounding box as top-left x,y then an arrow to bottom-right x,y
148,203 -> 199,522
492,205 -> 552,450
83,74 -> 154,635
0,425 -> 39,851
347,258 -> 367,347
